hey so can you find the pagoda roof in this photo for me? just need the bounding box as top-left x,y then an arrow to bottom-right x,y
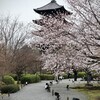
34,0 -> 72,16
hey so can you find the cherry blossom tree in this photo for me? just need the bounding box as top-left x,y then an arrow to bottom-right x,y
66,0 -> 100,73
32,14 -> 84,74
32,0 -> 100,77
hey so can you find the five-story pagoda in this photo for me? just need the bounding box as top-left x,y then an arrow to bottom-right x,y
32,0 -> 73,73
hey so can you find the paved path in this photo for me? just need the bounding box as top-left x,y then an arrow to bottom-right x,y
51,79 -> 88,100
0,79 -> 89,100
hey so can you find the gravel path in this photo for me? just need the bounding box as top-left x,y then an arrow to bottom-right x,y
0,79 -> 88,100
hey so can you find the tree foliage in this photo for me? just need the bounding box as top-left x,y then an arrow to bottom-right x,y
32,0 -> 100,73
67,0 -> 100,71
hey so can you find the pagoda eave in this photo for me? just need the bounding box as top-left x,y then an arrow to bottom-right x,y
32,19 -> 45,26
34,6 -> 72,16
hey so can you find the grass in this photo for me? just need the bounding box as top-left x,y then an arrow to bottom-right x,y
78,89 -> 100,100
72,83 -> 100,100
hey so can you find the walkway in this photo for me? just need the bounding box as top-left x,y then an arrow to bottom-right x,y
0,79 -> 88,100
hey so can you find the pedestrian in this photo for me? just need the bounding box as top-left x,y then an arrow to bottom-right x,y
54,71 -> 59,83
45,83 -> 50,92
55,92 -> 60,100
25,82 -> 28,85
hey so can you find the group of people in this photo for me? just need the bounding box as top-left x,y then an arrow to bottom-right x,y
45,82 -> 60,100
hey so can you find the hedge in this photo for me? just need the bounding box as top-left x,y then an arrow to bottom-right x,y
69,74 -> 74,78
20,74 -> 40,84
1,84 -> 20,93
62,74 -> 67,79
63,73 -> 74,79
39,74 -> 54,80
78,72 -> 86,78
62,72 -> 86,79
2,75 -> 15,85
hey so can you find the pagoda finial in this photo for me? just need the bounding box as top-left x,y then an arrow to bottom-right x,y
51,0 -> 56,3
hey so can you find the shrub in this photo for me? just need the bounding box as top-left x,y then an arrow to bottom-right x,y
78,72 -> 86,78
62,74 -> 67,79
66,73 -> 74,78
9,74 -> 17,81
93,73 -> 100,79
39,74 -> 45,80
34,74 -> 41,82
2,75 -> 15,85
45,74 -> 54,80
62,72 -> 86,79
39,74 -> 54,80
20,74 -> 40,84
0,81 -> 5,89
1,84 -> 20,93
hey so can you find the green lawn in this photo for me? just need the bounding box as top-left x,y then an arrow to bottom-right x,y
71,83 -> 100,100
78,89 -> 100,100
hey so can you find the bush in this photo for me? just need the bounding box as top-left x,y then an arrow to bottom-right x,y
66,73 -> 74,79
9,74 -> 17,81
20,74 -> 40,84
93,73 -> 100,80
0,81 -> 5,89
39,74 -> 45,80
34,74 -> 40,82
62,74 -> 67,79
78,72 -> 86,78
1,84 -> 20,93
39,74 -> 54,80
62,72 -> 86,79
2,75 -> 15,85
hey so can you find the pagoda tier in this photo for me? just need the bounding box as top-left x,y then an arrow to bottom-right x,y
32,18 -> 70,26
33,0 -> 72,16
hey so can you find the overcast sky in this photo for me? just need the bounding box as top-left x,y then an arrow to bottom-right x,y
0,0 -> 70,23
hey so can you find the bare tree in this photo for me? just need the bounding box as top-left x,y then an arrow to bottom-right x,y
12,45 -> 41,83
0,16 -> 31,77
